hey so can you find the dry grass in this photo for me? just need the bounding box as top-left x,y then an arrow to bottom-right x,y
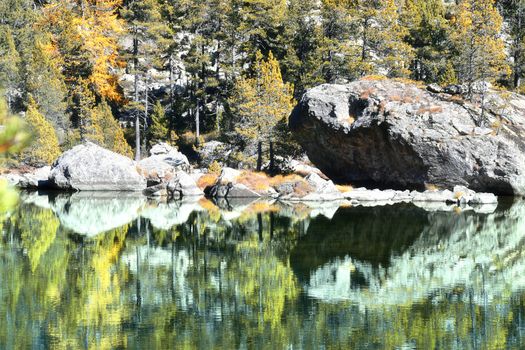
236,171 -> 272,191
417,105 -> 444,114
197,173 -> 218,190
236,171 -> 305,192
336,184 -> 353,193
360,87 -> 376,100
392,77 -> 427,88
361,75 -> 387,81
424,183 -> 440,192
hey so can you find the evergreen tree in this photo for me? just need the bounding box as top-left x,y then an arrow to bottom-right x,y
85,100 -> 133,158
148,100 -> 177,146
229,51 -> 294,171
401,0 -> 451,82
499,0 -> 525,89
22,40 -> 69,141
450,0 -> 510,94
0,27 -> 21,110
21,97 -> 61,166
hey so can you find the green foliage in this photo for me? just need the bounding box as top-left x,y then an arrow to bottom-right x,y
21,97 -> 61,165
0,97 -> 29,214
229,51 -> 295,169
449,0 -> 510,92
86,99 -> 133,158
148,100 -> 178,146
0,0 -> 523,172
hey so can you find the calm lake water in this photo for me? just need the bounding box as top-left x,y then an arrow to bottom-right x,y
1,192 -> 525,349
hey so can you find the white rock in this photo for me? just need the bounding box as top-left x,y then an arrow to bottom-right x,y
49,142 -> 146,191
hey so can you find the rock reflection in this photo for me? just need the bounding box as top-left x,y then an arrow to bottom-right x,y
297,202 -> 525,306
49,192 -> 146,237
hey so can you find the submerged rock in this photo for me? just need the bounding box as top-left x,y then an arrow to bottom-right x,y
49,142 -> 146,191
290,79 -> 525,195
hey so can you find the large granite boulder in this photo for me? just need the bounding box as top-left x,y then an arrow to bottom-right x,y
289,79 -> 525,195
49,142 -> 146,191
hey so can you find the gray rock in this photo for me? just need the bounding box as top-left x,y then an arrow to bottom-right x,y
49,142 -> 146,191
197,141 -> 233,167
303,173 -> 344,201
411,189 -> 456,203
217,167 -> 241,185
143,183 -> 168,197
0,167 -> 50,189
166,171 -> 204,199
226,183 -> 261,198
427,84 -> 443,93
290,79 -> 525,195
207,183 -> 261,199
138,143 -> 190,184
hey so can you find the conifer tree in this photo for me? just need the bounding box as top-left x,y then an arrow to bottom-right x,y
229,51 -> 294,171
401,0 -> 451,82
21,97 -> 61,166
450,0 -> 510,94
148,100 -> 178,147
0,27 -> 21,110
499,0 -> 525,89
86,100 -> 133,158
23,40 -> 69,140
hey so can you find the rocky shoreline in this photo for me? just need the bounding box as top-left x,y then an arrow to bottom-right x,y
1,141 -> 498,208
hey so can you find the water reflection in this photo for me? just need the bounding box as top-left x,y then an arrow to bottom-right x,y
1,193 -> 525,349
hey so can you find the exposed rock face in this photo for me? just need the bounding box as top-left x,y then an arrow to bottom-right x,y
197,141 -> 233,167
5,166 -> 52,189
49,142 -> 146,191
137,142 -> 190,184
289,79 -> 525,195
166,171 -> 204,199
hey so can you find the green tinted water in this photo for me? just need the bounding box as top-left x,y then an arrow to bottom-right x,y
1,192 -> 524,349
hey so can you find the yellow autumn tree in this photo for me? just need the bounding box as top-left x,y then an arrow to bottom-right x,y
39,0 -> 125,102
229,51 -> 294,171
450,0 -> 510,95
21,97 -> 61,166
86,100 -> 133,158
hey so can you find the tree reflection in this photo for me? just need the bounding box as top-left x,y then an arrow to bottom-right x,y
2,195 -> 525,348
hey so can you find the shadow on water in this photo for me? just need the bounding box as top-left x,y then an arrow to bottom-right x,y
290,204 -> 430,279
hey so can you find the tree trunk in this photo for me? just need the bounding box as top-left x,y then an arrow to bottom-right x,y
195,100 -> 200,145
269,140 -> 275,175
256,141 -> 263,171
133,34 -> 141,161
143,81 -> 149,152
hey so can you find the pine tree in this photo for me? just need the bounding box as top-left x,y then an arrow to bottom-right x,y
0,27 -> 21,110
499,0 -> 525,89
86,100 -> 133,158
23,40 -> 69,141
148,100 -> 178,147
22,97 -> 61,166
401,0 -> 451,82
450,0 -> 510,94
229,51 -> 294,171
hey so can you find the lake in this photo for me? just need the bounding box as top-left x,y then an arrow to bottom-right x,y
1,192 -> 524,349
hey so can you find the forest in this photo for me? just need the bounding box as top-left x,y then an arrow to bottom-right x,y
0,0 -> 522,169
